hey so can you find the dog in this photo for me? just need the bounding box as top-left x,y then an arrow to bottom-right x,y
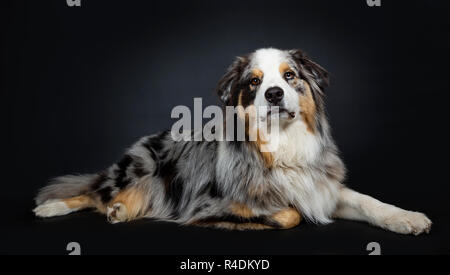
33,48 -> 432,235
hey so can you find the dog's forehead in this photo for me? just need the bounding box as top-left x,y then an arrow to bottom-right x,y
250,48 -> 290,73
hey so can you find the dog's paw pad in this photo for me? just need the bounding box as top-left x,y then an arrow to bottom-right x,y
107,203 -> 127,224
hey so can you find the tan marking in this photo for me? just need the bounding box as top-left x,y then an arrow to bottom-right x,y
62,194 -> 108,214
251,68 -> 264,79
236,91 -> 247,120
237,91 -> 274,168
299,81 -> 316,133
229,203 -> 254,218
271,208 -> 302,229
63,195 -> 93,209
110,186 -> 147,221
254,130 -> 274,168
62,195 -> 109,214
191,208 -> 302,230
278,62 -> 291,75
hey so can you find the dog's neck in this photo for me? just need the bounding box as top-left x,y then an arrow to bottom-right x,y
267,119 -> 322,167
236,118 -> 322,169
216,115 -> 322,169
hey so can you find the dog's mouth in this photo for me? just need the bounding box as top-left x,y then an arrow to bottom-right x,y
267,108 -> 296,119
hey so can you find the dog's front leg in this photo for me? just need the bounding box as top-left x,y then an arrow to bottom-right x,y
333,187 -> 432,235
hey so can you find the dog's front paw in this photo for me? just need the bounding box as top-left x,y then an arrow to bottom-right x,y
107,202 -> 128,224
382,210 -> 432,235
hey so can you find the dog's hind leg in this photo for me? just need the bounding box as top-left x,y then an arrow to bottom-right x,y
35,182 -> 151,223
191,205 -> 302,230
34,174 -> 103,218
33,172 -> 151,223
33,195 -> 100,218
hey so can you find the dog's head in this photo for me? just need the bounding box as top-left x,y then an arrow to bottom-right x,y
217,48 -> 328,133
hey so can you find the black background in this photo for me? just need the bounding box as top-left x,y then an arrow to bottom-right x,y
1,0 -> 449,255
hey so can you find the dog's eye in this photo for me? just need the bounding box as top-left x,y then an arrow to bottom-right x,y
284,71 -> 295,80
250,78 -> 261,86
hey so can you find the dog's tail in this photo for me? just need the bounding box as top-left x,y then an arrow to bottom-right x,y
35,174 -> 96,205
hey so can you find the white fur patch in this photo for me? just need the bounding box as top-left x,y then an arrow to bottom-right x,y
33,199 -> 75,218
271,119 -> 321,165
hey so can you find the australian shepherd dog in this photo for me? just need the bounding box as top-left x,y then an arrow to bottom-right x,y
34,48 -> 431,235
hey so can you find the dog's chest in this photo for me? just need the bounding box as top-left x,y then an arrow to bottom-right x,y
269,120 -> 321,167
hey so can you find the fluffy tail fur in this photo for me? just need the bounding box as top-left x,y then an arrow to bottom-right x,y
35,174 -> 96,205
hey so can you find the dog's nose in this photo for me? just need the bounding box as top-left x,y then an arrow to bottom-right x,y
265,87 -> 284,105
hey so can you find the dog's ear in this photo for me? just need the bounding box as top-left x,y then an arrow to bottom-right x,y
216,56 -> 248,105
289,49 -> 329,91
